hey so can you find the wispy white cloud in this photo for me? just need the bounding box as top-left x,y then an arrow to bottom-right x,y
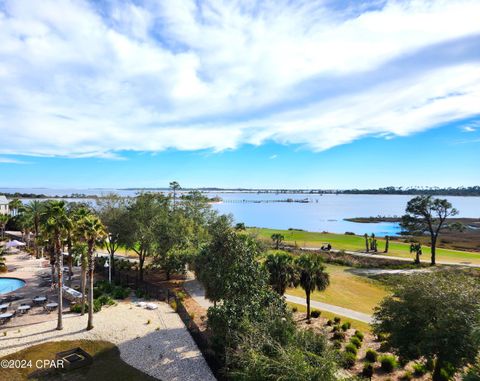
0,0 -> 479,157
0,157 -> 28,164
269,154 -> 278,160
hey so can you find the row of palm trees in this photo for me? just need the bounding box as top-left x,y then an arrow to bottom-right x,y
16,200 -> 106,331
264,251 -> 330,319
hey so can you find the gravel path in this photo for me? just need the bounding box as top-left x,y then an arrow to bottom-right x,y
0,302 -> 216,381
184,271 -> 372,323
284,294 -> 373,324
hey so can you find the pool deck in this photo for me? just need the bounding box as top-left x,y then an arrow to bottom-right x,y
0,251 -> 75,328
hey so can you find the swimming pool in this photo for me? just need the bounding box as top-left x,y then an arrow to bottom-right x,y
0,278 -> 26,294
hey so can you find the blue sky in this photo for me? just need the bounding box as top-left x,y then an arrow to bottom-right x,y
0,0 -> 479,189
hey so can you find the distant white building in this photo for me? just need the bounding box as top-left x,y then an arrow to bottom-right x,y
0,195 -> 9,215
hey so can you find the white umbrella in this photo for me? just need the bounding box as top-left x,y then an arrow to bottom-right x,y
6,240 -> 26,248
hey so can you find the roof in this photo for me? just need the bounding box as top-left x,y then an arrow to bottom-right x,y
0,195 -> 9,205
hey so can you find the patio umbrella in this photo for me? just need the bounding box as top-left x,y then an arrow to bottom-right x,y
6,240 -> 26,248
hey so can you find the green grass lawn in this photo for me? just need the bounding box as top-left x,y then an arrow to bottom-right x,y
0,340 -> 157,381
251,228 -> 480,264
286,263 -> 389,314
286,302 -> 371,333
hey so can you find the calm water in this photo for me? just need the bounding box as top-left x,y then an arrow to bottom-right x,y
0,278 -> 26,294
1,188 -> 479,236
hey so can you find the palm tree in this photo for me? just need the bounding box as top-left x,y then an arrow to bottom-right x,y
295,253 -> 330,320
70,242 -> 88,315
270,233 -> 284,249
0,214 -> 9,240
77,215 -> 106,330
8,198 -> 22,217
22,201 -> 44,258
41,201 -> 72,331
264,252 -> 298,295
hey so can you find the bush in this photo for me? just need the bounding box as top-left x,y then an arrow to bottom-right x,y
291,306 -> 298,313
331,340 -> 342,349
349,336 -> 362,349
332,331 -> 345,341
176,291 -> 187,301
97,294 -> 115,306
169,300 -> 178,312
334,317 -> 341,324
365,349 -> 378,363
93,287 -> 103,299
380,355 -> 398,373
112,286 -> 130,299
344,231 -> 355,235
341,351 -> 357,369
135,288 -> 146,298
345,343 -> 358,355
341,322 -> 351,331
93,299 -> 102,313
310,310 -> 321,318
363,362 -> 374,378
412,362 -> 427,376
354,330 -> 364,341
326,319 -> 333,326
332,325 -> 340,332
70,303 -> 85,313
376,332 -> 388,342
401,371 -> 413,380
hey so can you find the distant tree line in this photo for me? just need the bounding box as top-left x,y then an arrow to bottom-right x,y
340,186 -> 480,196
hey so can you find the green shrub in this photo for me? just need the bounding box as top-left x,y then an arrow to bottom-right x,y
310,310 -> 321,318
176,291 -> 187,301
332,331 -> 345,341
349,336 -> 362,349
334,316 -> 341,324
380,355 -> 398,373
362,362 -> 374,378
291,306 -> 298,313
354,330 -> 364,341
111,287 -> 128,299
365,348 -> 378,363
326,319 -> 333,326
376,332 -> 388,342
93,287 -> 103,299
412,362 -> 427,376
70,303 -> 85,313
97,294 -> 114,306
341,351 -> 356,369
341,322 -> 351,331
331,340 -> 342,349
401,370 -> 413,380
345,343 -> 358,355
93,299 -> 102,313
135,288 -> 146,298
169,300 -> 178,312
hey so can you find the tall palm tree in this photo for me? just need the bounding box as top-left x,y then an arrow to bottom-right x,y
66,206 -> 91,281
22,201 -> 44,258
0,214 -> 9,240
264,252 -> 298,295
70,242 -> 88,315
77,215 -> 106,330
41,201 -> 72,331
295,253 -> 330,320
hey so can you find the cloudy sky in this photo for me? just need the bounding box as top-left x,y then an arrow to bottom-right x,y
0,0 -> 479,188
